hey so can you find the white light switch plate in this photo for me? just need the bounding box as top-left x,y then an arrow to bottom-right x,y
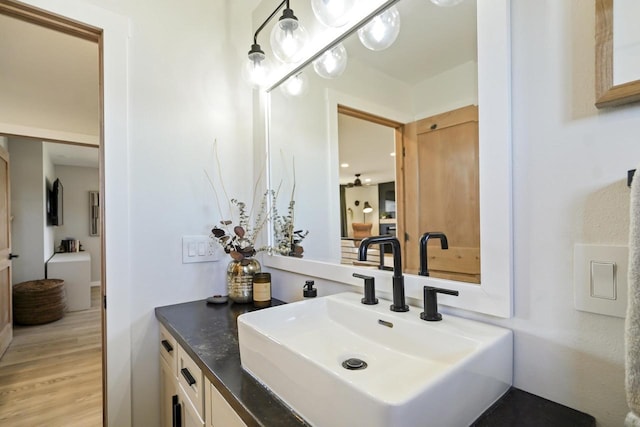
182,235 -> 220,263
574,244 -> 628,318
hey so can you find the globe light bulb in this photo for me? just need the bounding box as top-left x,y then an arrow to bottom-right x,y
280,72 -> 309,97
311,0 -> 357,28
270,8 -> 309,63
430,0 -> 465,6
357,6 -> 401,51
313,43 -> 348,79
243,44 -> 271,88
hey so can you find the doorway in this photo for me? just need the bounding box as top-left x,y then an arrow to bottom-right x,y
0,2 -> 106,425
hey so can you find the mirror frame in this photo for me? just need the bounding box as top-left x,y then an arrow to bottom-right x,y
595,0 -> 640,108
261,0 -> 513,318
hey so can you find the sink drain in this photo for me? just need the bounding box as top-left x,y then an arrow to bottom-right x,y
342,358 -> 368,370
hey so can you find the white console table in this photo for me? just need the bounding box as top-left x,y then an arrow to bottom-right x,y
46,252 -> 91,311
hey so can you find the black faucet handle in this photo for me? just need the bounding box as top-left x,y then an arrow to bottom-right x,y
303,280 -> 317,298
353,273 -> 378,305
420,286 -> 459,321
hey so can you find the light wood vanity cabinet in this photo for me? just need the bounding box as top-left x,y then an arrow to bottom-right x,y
159,325 -> 247,427
205,379 -> 248,427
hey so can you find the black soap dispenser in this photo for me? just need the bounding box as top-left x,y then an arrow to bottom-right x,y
303,280 -> 317,298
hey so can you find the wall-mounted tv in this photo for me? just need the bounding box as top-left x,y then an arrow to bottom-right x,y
49,178 -> 63,226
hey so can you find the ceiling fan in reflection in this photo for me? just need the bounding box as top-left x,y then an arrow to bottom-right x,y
346,173 -> 363,188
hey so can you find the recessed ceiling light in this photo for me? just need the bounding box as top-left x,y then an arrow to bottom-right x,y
390,152 -> 396,157
341,163 -> 349,168
365,178 -> 371,183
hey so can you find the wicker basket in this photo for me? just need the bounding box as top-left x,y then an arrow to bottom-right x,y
13,279 -> 66,325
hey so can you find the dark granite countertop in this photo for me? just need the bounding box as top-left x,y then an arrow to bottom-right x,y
156,299 -> 595,427
472,388 -> 595,426
155,299 -> 308,427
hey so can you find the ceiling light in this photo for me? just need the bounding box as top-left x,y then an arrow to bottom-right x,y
357,6 -> 401,51
340,163 -> 350,168
270,4 -> 308,63
390,152 -> 396,157
313,43 -> 348,79
365,178 -> 371,183
311,0 -> 357,28
280,72 -> 309,97
430,0 -> 465,7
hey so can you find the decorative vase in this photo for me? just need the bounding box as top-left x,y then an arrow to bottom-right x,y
226,257 -> 261,303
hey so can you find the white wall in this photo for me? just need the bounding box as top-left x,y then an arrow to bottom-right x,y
53,165 -> 100,282
411,60 -> 478,120
8,137 -> 47,284
267,2 -> 639,426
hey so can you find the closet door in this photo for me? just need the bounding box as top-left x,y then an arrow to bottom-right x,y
402,105 -> 480,283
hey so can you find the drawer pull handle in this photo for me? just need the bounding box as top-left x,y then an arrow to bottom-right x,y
161,339 -> 173,353
172,394 -> 182,427
180,367 -> 196,387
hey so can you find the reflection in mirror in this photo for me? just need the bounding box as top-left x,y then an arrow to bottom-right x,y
613,0 -> 640,85
268,0 -> 479,282
595,0 -> 640,107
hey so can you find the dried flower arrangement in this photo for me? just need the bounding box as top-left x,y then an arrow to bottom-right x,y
205,141 -> 309,261
271,196 -> 308,257
207,141 -> 308,261
270,155 -> 308,257
209,194 -> 272,262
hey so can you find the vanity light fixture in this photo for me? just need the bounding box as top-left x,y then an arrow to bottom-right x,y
313,43 -> 348,79
311,0 -> 357,28
280,71 -> 309,96
357,6 -> 401,51
244,0 -> 307,87
430,0 -> 465,7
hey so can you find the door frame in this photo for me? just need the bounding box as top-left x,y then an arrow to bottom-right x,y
0,146 -> 11,359
0,1 -> 132,425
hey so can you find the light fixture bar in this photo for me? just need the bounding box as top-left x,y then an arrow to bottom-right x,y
253,0 -> 289,45
267,0 -> 403,92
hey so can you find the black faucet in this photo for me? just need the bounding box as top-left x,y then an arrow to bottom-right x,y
358,235 -> 408,312
418,232 -> 448,276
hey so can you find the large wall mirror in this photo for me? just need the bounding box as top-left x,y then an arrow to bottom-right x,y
262,0 -> 512,318
595,0 -> 640,108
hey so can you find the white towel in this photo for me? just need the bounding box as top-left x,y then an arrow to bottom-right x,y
628,169 -> 640,416
626,412 -> 640,427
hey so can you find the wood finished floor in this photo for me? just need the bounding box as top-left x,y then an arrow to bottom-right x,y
0,287 -> 102,427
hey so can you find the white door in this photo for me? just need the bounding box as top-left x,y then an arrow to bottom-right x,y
0,146 -> 12,358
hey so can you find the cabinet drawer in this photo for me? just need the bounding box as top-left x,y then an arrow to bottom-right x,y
159,324 -> 177,375
209,381 -> 247,427
177,345 -> 204,419
179,381 -> 205,427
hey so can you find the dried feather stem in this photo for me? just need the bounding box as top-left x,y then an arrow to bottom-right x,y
213,139 -> 235,225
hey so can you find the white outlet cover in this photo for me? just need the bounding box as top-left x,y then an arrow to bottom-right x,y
574,244 -> 628,318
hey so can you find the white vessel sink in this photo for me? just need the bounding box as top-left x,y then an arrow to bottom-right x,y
238,292 -> 512,427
